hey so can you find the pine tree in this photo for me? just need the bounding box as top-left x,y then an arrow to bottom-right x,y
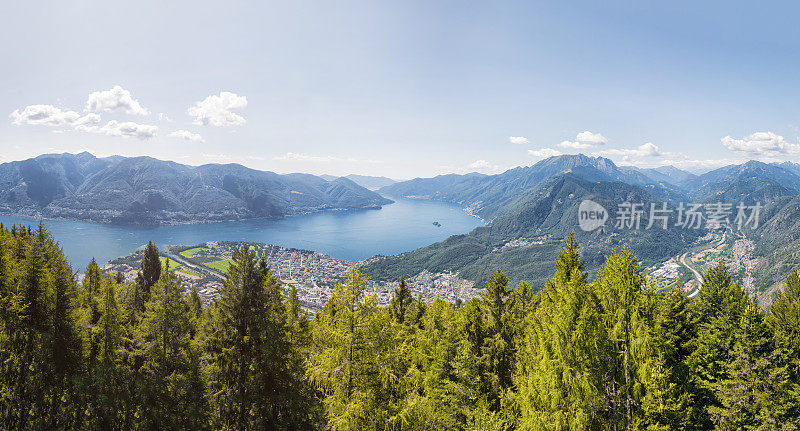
391,299 -> 461,428
481,269 -> 515,411
506,280 -> 534,341
204,246 -> 263,429
47,255 -> 82,428
83,258 -> 102,323
9,224 -> 55,429
189,288 -> 202,319
286,285 -> 301,322
20,224 -> 50,330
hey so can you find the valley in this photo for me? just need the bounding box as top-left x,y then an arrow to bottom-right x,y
644,229 -> 759,299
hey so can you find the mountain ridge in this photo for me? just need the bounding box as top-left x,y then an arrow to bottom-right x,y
380,154 -> 691,220
364,172 -> 704,289
0,152 -> 392,225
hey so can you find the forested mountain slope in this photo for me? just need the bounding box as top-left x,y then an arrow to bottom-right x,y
0,152 -> 391,224
685,160 -> 800,204
380,154 -> 689,220
364,174 -> 702,288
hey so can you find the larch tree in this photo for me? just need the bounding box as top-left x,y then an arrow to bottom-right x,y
389,276 -> 413,324
307,268 -> 396,430
515,232 -> 606,430
592,247 -> 660,430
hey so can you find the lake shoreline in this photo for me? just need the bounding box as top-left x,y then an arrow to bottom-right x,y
0,201 -> 392,228
0,196 -> 483,271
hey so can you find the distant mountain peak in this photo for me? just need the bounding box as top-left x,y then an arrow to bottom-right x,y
319,174 -> 397,190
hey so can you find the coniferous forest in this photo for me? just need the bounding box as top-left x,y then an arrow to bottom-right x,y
2,222 -> 800,430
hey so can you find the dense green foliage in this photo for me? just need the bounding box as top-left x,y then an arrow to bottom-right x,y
2,224 -> 800,429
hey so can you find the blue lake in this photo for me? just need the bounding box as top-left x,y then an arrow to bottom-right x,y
0,196 -> 483,271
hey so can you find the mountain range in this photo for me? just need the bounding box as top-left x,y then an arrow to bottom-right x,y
380,155 -> 800,218
364,173 -> 703,288
365,154 -> 800,293
0,152 -> 391,225
5,151 -> 800,297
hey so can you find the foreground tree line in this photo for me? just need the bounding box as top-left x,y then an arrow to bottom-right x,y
1,223 -> 800,430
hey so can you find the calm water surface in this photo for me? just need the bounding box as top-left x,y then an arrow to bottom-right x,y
0,196 -> 483,270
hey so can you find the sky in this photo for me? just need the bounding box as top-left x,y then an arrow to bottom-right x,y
2,0 -> 800,178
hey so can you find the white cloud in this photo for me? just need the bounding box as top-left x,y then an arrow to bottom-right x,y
86,85 -> 149,115
74,113 -> 102,127
77,120 -> 158,139
559,130 -> 608,149
10,104 -> 99,128
528,148 -> 562,158
169,129 -> 204,142
558,140 -> 596,149
509,136 -> 530,145
636,142 -> 661,157
188,91 -> 247,127
468,159 -> 501,173
721,131 -> 800,156
597,142 -> 663,159
593,142 -> 702,168
158,113 -> 173,122
575,131 -> 608,144
10,103 -> 157,139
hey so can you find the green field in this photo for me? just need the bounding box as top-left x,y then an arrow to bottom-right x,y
180,247 -> 205,258
205,259 -> 234,272
160,257 -> 182,271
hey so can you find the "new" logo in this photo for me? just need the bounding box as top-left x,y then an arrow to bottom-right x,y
578,199 -> 608,231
